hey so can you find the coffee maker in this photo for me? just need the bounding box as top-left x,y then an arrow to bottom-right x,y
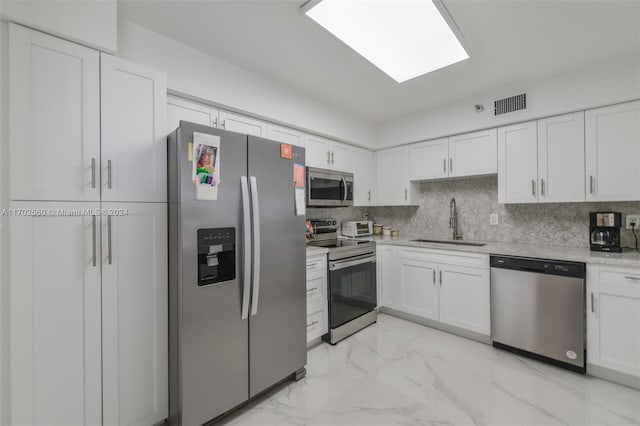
590,212 -> 622,253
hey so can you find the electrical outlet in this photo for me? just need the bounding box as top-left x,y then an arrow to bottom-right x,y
626,214 -> 640,230
489,213 -> 499,226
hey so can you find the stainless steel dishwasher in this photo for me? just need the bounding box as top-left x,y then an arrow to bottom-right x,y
490,255 -> 586,373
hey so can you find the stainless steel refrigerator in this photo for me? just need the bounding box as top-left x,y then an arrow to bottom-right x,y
167,121 -> 307,425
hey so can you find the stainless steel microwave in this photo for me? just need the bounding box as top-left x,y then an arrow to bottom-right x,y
306,167 -> 354,207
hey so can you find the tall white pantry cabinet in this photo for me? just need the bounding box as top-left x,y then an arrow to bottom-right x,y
8,23 -> 168,426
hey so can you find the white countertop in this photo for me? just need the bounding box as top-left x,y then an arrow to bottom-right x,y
351,235 -> 640,268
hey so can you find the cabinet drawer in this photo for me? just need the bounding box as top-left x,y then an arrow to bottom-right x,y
306,255 -> 327,276
306,302 -> 327,342
306,272 -> 326,306
589,264 -> 640,288
398,246 -> 489,268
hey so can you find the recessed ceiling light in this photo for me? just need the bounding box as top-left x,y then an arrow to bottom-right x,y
302,0 -> 469,83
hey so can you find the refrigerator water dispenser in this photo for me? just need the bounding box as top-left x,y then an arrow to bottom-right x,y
197,228 -> 235,285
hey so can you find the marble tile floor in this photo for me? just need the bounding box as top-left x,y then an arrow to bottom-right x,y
220,314 -> 640,426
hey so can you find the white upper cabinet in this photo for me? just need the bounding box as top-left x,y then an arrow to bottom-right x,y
102,202 -> 168,426
10,201 -> 102,425
219,109 -> 266,136
585,100 -> 640,202
350,146 -> 376,206
101,54 -> 167,203
266,123 -> 305,147
304,134 -> 332,168
376,146 -> 419,206
410,138 -> 449,180
537,112 -> 585,203
9,23 -> 100,202
497,121 -> 539,203
448,129 -> 497,178
167,95 -> 219,133
304,134 -> 350,171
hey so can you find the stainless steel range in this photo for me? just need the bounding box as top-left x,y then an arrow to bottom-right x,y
307,219 -> 377,344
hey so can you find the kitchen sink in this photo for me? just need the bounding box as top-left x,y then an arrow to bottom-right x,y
411,239 -> 486,247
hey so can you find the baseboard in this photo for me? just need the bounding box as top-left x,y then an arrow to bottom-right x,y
380,307 -> 491,345
587,364 -> 640,390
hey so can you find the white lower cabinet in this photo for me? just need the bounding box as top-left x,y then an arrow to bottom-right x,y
378,245 -> 398,308
398,258 -> 438,320
587,264 -> 640,379
381,245 -> 490,336
10,201 -> 168,425
306,254 -> 328,344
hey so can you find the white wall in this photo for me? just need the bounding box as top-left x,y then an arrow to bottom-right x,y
0,0 -> 117,53
118,21 -> 375,147
375,55 -> 640,148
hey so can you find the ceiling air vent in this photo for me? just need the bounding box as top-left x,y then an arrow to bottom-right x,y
494,93 -> 527,116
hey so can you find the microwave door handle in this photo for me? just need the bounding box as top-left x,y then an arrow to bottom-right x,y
342,177 -> 347,202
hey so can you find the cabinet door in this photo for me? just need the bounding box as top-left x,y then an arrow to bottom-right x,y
219,110 -> 266,136
10,201 -> 102,425
537,112 -> 585,203
497,121 -> 538,204
377,146 -> 412,205
587,265 -> 640,377
9,24 -> 100,202
167,95 -> 219,133
585,101 -> 640,202
101,54 -> 167,202
439,264 -> 490,335
379,245 -> 398,308
102,202 -> 168,426
409,138 -> 449,180
304,134 -> 332,168
350,147 -> 375,206
266,123 -> 305,147
330,141 -> 350,171
397,258 -> 439,320
449,129 -> 497,178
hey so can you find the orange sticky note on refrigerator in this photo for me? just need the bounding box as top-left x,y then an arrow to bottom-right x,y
293,163 -> 304,188
280,144 -> 292,159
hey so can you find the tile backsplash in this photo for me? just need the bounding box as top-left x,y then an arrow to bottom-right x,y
308,176 -> 640,249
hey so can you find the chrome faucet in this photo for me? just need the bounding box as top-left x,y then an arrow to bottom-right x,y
449,198 -> 463,240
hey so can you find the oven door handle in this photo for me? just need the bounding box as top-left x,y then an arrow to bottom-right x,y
329,254 -> 376,271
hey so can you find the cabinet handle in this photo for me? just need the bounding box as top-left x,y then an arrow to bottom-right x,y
541,179 -> 545,196
91,158 -> 96,189
306,262 -> 318,268
439,270 -> 442,286
107,215 -> 112,265
306,287 -> 318,293
327,150 -> 331,164
589,175 -> 594,194
221,119 -> 226,129
331,151 -> 335,165
368,190 -> 371,202
443,158 -> 446,173
213,117 -> 218,128
307,320 -> 319,328
404,188 -> 408,201
590,292 -> 595,313
449,158 -> 453,173
92,215 -> 97,267
531,179 -> 535,197
107,160 -> 112,189
625,276 -> 640,281
432,269 -> 435,285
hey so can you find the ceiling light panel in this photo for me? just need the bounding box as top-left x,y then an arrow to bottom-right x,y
303,0 -> 469,83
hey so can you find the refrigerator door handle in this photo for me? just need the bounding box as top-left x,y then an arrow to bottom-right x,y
250,176 -> 261,316
240,176 -> 251,320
